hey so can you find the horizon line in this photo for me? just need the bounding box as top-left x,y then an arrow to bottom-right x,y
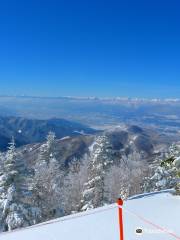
0,95 -> 180,101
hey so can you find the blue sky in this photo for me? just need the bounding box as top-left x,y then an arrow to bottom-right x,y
0,0 -> 180,98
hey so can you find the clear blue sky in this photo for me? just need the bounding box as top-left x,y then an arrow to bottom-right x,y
0,0 -> 180,98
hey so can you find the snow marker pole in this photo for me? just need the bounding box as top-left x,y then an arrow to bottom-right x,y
117,198 -> 124,240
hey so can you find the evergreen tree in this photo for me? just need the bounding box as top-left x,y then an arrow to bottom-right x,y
81,135 -> 113,210
143,143 -> 180,194
0,137 -> 40,231
38,131 -> 57,166
32,132 -> 63,220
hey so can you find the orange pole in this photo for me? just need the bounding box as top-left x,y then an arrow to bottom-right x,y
117,198 -> 124,240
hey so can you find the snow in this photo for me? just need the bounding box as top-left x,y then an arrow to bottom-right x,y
60,136 -> 70,140
0,191 -> 180,240
88,141 -> 96,152
124,192 -> 180,240
127,189 -> 175,200
73,130 -> 85,135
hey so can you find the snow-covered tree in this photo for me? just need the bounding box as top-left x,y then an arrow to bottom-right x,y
124,151 -> 147,196
104,164 -> 130,203
143,143 -> 180,194
38,131 -> 57,166
81,135 -> 113,210
32,132 -> 64,220
63,155 -> 89,214
0,137 -> 40,231
104,149 -> 147,202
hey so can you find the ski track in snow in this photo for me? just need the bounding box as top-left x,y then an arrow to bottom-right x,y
0,191 -> 180,240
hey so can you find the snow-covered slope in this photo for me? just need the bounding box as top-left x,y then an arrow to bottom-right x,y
0,191 -> 180,240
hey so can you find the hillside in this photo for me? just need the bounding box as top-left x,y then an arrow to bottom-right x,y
0,124 -> 179,233
0,116 -> 97,150
17,124 -> 172,169
0,191 -> 179,240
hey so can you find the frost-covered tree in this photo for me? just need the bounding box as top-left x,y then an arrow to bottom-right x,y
0,137 -> 40,231
104,149 -> 147,202
32,132 -> 64,220
81,135 -> 113,210
38,131 -> 57,166
0,152 -> 5,231
124,151 -> 147,196
63,155 -> 89,214
104,164 -> 130,203
143,143 -> 180,194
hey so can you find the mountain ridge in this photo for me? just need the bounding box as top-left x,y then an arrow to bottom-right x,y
0,116 -> 97,151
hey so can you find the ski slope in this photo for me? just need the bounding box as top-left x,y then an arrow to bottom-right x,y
0,191 -> 180,240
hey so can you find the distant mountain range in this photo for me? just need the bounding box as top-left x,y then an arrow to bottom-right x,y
0,116 -> 97,151
1,95 -> 180,102
0,96 -> 180,143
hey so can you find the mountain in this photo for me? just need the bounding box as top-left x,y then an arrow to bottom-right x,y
16,125 -> 171,170
0,190 -> 179,240
1,96 -> 180,140
0,124 -> 179,233
0,116 -> 97,151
